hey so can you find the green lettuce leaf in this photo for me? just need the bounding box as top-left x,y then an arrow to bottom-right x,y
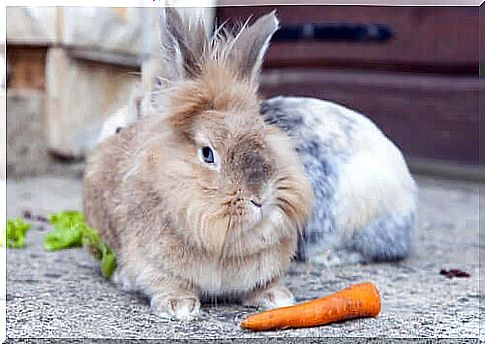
44,211 -> 85,251
45,210 -> 116,278
2,218 -> 32,248
100,245 -> 116,279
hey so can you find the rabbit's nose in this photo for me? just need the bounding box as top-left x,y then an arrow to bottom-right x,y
250,199 -> 262,208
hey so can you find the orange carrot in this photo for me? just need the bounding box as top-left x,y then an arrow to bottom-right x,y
240,282 -> 381,331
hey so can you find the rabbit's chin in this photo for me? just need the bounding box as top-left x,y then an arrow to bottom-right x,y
248,202 -> 264,225
231,203 -> 274,235
177,201 -> 289,258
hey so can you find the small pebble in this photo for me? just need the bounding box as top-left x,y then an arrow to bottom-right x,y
35,215 -> 48,223
22,210 -> 48,223
22,210 -> 32,219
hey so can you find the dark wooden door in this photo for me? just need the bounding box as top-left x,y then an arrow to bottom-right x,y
217,6 -> 480,166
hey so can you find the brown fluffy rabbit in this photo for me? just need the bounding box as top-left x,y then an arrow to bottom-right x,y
83,8 -> 313,321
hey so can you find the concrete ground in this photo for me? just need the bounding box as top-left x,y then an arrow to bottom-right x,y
5,175 -> 483,341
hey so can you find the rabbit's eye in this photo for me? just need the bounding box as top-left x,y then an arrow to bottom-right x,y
201,146 -> 214,164
198,145 -> 219,169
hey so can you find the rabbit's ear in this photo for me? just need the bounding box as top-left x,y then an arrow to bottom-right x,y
159,7 -> 208,81
230,11 -> 279,83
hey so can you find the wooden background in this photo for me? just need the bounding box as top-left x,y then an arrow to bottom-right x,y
6,6 -> 481,178
218,6 -> 480,166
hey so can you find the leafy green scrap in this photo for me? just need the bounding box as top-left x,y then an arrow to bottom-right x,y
44,211 -> 84,251
2,218 -> 32,248
45,211 -> 116,278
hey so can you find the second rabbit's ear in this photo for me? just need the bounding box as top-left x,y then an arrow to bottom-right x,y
229,11 -> 279,83
159,7 -> 208,81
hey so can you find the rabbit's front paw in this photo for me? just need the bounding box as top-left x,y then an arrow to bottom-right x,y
151,294 -> 201,321
243,283 -> 294,310
111,268 -> 136,292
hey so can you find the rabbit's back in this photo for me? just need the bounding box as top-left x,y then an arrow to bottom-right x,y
261,96 -> 417,264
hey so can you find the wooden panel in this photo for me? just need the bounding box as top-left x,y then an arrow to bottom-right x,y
480,6 -> 485,167
45,48 -> 140,157
260,69 -> 479,164
6,7 -> 59,45
217,6 -> 479,73
6,46 -> 47,90
6,90 -> 50,177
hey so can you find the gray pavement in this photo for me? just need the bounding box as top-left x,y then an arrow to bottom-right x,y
5,175 -> 483,340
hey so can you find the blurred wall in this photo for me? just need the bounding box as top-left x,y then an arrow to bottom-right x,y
6,6 -> 214,177
1,50 -> 5,180
6,6 -> 481,180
